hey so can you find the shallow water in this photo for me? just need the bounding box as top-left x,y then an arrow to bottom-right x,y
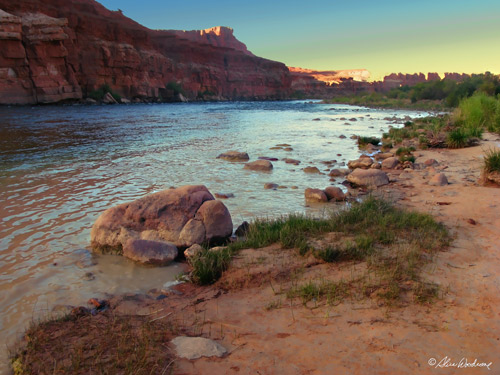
0,101 -> 429,371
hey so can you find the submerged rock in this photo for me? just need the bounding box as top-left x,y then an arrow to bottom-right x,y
123,239 -> 178,266
283,158 -> 301,165
264,183 -> 279,190
303,166 -> 321,174
90,185 -> 233,253
216,151 -> 249,162
244,160 -> 273,171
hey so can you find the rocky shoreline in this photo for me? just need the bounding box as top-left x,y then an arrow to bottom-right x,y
10,121 -> 500,373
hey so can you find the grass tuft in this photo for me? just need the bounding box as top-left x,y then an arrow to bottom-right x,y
483,148 -> 500,174
357,136 -> 380,147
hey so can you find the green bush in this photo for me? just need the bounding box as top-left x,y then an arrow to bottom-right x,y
357,136 -> 380,147
453,92 -> 500,132
483,148 -> 500,174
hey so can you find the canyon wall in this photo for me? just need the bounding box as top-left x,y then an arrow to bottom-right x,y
0,0 -> 291,104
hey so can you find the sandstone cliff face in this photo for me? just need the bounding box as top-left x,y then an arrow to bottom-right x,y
0,0 -> 291,104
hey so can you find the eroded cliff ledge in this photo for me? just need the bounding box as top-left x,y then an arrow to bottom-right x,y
0,0 -> 291,104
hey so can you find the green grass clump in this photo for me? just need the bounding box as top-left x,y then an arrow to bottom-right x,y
189,248 -> 233,285
357,136 -> 380,147
191,198 -> 449,305
287,279 -> 350,306
446,127 -> 469,149
483,148 -> 500,174
190,214 -> 333,285
452,92 -> 500,133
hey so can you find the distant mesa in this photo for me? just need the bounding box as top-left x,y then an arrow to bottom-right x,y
289,67 -> 371,85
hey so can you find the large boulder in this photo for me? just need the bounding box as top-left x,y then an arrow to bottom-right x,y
324,186 -> 346,201
304,188 -> 328,203
347,169 -> 389,188
243,160 -> 273,171
90,185 -> 233,253
381,157 -> 399,169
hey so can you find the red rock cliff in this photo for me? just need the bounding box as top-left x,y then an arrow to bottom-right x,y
0,0 -> 291,104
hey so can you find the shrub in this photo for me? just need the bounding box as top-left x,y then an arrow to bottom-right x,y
483,148 -> 500,174
446,128 -> 469,149
189,248 -> 232,285
357,136 -> 380,146
453,92 -> 500,132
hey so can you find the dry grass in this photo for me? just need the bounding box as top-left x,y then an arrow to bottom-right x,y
11,311 -> 177,375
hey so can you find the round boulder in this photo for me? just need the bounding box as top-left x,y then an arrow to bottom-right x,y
305,188 -> 328,203
347,169 -> 389,188
381,157 -> 400,169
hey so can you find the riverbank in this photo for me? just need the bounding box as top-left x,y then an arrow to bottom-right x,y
10,133 -> 500,374
323,96 -> 446,112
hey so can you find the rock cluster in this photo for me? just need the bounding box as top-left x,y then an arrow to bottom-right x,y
304,187 -> 346,203
90,185 -> 233,265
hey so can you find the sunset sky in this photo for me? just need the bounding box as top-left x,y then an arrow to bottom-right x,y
99,0 -> 500,80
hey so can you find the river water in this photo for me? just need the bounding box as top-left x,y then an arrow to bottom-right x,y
0,101 -> 429,371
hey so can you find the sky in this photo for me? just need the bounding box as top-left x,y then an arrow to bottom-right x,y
98,0 -> 500,80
